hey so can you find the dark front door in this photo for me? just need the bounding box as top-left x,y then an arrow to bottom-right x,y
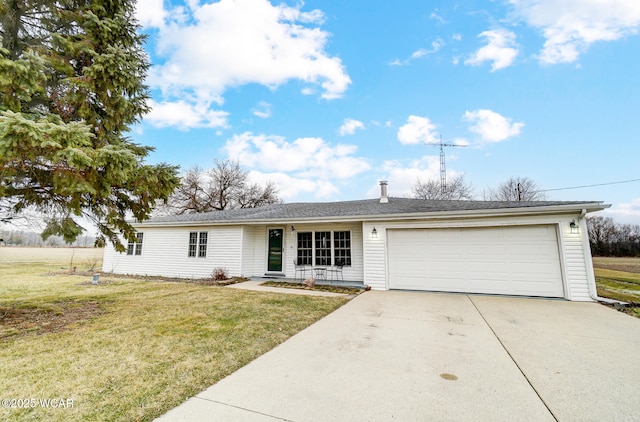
267,229 -> 283,272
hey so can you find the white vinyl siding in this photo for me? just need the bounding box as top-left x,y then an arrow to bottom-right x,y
559,219 -> 596,301
362,222 -> 386,289
101,213 -> 595,301
241,226 -> 264,278
102,226 -> 241,279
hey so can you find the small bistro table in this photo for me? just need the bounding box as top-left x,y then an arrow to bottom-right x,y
313,267 -> 327,280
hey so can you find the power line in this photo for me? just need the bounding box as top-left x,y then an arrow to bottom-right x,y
539,178 -> 640,193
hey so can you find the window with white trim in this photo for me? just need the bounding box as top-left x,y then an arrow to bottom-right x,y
297,232 -> 313,265
315,231 -> 332,266
296,231 -> 351,266
198,232 -> 208,257
188,232 -> 208,257
334,231 -> 351,266
127,232 -> 143,256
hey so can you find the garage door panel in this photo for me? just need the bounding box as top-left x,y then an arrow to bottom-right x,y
388,226 -> 564,298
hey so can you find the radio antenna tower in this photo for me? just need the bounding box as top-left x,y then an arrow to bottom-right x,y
426,136 -> 467,194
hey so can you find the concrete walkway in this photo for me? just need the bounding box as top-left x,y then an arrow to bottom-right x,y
157,291 -> 640,421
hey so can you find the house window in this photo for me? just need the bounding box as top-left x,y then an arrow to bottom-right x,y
297,232 -> 313,265
198,232 -> 208,257
189,232 -> 208,258
315,231 -> 332,266
188,232 -> 197,257
127,232 -> 143,256
334,231 -> 351,266
296,230 -> 352,266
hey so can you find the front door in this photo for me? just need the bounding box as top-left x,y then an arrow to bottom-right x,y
267,228 -> 283,272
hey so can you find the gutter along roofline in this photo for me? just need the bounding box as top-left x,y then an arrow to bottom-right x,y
132,202 -> 610,228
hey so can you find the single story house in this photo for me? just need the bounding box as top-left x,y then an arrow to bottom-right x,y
102,183 -> 609,301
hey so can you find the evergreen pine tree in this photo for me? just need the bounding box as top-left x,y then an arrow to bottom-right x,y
0,0 -> 179,250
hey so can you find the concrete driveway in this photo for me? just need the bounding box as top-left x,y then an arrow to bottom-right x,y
157,291 -> 640,421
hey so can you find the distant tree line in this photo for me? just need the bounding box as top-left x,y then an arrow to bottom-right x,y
0,230 -> 96,247
412,176 -> 548,201
587,216 -> 640,257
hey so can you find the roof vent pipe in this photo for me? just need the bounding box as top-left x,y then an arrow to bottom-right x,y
379,180 -> 389,204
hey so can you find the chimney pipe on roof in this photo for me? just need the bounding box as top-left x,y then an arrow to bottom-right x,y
379,180 -> 388,204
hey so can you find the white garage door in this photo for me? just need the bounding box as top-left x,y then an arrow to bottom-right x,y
387,225 -> 564,297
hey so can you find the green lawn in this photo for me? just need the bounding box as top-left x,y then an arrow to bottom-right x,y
593,257 -> 640,318
0,248 -> 349,421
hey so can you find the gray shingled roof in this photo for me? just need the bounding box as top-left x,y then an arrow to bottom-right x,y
141,197 -> 606,226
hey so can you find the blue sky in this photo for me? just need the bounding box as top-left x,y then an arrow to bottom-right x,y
132,0 -> 640,224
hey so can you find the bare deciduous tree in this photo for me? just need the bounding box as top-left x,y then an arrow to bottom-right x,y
587,215 -> 619,256
412,175 -> 474,200
483,176 -> 547,201
160,160 -> 281,215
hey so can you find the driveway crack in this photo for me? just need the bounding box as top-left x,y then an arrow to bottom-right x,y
467,295 -> 559,422
193,397 -> 293,421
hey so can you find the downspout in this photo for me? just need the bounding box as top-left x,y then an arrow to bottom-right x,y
580,209 -> 629,306
580,210 -> 602,302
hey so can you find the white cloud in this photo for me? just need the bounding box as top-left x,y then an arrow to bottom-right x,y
246,171 -> 335,199
411,48 -> 428,59
463,109 -> 524,142
223,132 -> 370,198
146,99 -> 229,130
372,120 -> 393,127
451,137 -> 470,147
432,38 -> 446,52
339,118 -> 365,136
252,101 -> 272,119
465,29 -> 519,71
430,11 -> 447,24
509,0 -> 640,64
602,198 -> 640,225
391,38 -> 445,66
135,0 -> 166,28
397,116 -> 439,145
366,156 -> 462,198
301,87 -> 316,95
140,0 -> 350,130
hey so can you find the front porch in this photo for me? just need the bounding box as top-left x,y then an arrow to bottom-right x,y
253,276 -> 366,290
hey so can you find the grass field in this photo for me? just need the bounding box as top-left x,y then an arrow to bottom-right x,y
0,247 -> 349,421
2,248 -> 637,421
592,257 -> 640,318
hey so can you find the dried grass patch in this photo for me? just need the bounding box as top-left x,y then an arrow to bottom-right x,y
1,252 -> 348,421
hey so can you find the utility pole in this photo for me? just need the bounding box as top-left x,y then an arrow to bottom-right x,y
426,136 -> 466,194
516,182 -> 523,201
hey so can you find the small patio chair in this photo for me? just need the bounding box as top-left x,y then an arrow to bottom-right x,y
326,260 -> 344,282
293,259 -> 311,282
